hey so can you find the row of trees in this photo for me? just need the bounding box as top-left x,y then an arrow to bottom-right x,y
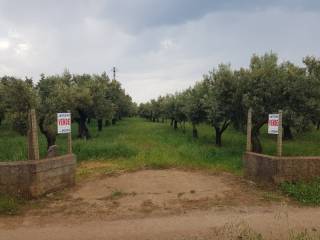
139,53 -> 320,153
0,71 -> 137,148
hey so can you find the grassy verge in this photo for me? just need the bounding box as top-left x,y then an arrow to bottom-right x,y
281,179 -> 320,205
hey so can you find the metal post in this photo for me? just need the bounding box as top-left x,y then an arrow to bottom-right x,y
67,110 -> 72,154
277,110 -> 283,157
246,108 -> 252,152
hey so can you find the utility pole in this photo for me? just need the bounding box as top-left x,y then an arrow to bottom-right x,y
112,66 -> 116,81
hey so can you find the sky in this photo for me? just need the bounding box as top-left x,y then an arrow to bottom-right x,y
0,0 -> 320,103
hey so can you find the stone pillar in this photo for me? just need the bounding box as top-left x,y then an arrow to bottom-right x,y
67,110 -> 72,154
277,110 -> 283,157
27,109 -> 40,161
246,108 -> 252,152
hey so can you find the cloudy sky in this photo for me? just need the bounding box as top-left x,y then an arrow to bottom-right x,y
0,0 -> 319,103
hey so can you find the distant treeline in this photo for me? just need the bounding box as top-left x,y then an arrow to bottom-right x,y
139,53 -> 320,153
0,71 -> 137,148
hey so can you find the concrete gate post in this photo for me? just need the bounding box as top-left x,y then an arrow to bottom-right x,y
27,109 -> 40,161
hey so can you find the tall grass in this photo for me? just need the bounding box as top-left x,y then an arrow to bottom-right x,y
1,118 -> 320,174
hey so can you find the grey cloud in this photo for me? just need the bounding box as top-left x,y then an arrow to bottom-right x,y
0,0 -> 320,103
97,0 -> 320,32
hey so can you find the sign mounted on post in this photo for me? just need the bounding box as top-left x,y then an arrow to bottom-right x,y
268,114 -> 279,135
57,113 -> 71,134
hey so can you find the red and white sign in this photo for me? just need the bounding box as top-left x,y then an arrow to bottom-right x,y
57,113 -> 71,134
268,114 -> 279,135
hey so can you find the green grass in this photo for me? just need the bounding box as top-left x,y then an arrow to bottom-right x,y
0,118 -> 245,173
2,117 -> 320,210
260,125 -> 320,156
2,117 -> 320,174
281,179 -> 320,205
0,194 -> 21,215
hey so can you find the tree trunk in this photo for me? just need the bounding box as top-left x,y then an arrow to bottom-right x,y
45,132 -> 56,149
173,120 -> 178,130
214,127 -> 222,147
77,111 -> 90,139
192,123 -> 198,138
251,125 -> 262,153
283,125 -> 293,140
39,118 -> 56,149
213,121 -> 231,147
317,121 -> 320,130
170,119 -> 174,127
105,119 -> 110,127
98,119 -> 103,132
112,118 -> 117,125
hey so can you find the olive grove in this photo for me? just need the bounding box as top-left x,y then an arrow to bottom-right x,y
139,53 -> 320,153
0,71 -> 136,149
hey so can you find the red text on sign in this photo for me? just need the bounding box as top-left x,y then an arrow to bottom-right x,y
268,120 -> 279,126
58,119 -> 71,126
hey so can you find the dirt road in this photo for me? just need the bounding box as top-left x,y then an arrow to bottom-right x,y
1,169 -> 320,239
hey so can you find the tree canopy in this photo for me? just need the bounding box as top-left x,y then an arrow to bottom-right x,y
139,53 -> 320,153
0,71 -> 136,149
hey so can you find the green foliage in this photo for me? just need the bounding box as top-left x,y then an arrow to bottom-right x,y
204,64 -> 238,145
37,72 -> 74,148
90,73 -> 114,121
281,179 -> 320,205
184,82 -> 208,126
0,82 -> 5,124
0,70 -> 135,147
140,53 -> 320,153
0,76 -> 38,135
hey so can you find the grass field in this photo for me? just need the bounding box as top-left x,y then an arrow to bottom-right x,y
1,117 -> 320,212
2,117 -> 320,173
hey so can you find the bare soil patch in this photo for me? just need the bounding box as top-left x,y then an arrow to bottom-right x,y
2,169 -> 280,224
1,169 -> 320,240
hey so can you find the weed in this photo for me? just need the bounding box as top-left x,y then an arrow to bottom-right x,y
0,194 -> 21,215
111,190 -> 125,199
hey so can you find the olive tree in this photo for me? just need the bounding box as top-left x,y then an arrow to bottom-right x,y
0,81 -> 5,125
90,74 -> 114,131
242,53 -> 283,153
183,82 -> 208,138
37,72 -> 73,148
303,56 -> 320,130
0,76 -> 38,135
205,64 -> 237,146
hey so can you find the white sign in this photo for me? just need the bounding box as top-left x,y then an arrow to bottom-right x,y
57,113 -> 71,134
268,114 -> 279,135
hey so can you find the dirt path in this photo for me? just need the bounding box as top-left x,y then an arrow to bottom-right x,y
1,169 -> 320,239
